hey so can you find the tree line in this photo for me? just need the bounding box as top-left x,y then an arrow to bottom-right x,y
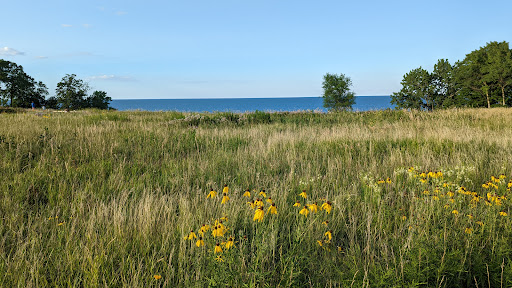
392,41 -> 512,110
0,59 -> 112,110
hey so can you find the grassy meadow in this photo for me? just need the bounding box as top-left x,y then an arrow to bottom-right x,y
1,108 -> 512,287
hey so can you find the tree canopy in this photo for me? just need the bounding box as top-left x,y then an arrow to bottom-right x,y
322,73 -> 355,111
0,60 -> 48,108
0,60 -> 112,110
392,41 -> 512,110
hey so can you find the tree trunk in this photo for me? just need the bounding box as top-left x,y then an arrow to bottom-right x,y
502,86 -> 506,106
486,91 -> 490,108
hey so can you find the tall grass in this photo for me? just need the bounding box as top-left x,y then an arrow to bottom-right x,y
1,108 -> 512,287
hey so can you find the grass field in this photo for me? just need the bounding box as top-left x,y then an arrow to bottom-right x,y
1,108 -> 512,287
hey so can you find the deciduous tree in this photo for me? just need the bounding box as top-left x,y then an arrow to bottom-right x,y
322,73 -> 355,111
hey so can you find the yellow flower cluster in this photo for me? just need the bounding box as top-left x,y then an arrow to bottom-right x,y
293,190 -> 333,217
403,168 -> 511,235
246,189 -> 278,222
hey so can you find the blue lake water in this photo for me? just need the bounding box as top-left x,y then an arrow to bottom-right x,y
110,96 -> 393,112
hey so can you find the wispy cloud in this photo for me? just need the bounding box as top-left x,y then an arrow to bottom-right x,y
0,47 -> 25,56
88,75 -> 136,82
36,56 -> 48,59
61,24 -> 73,28
116,11 -> 127,16
83,24 -> 92,28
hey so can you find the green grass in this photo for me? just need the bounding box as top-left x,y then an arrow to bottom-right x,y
1,108 -> 512,287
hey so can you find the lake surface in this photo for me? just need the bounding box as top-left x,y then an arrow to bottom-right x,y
110,96 -> 393,112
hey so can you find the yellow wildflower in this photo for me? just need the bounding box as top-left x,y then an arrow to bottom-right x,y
215,256 -> 224,262
196,237 -> 205,247
199,224 -> 210,235
153,275 -> 162,280
447,191 -> 454,198
322,220 -> 329,226
220,216 -> 228,222
401,215 -> 407,221
266,197 -> 273,204
499,211 -> 508,217
207,189 -> 217,198
293,201 -> 302,208
499,174 -> 506,180
247,200 -> 256,209
221,193 -> 230,204
482,183 -> 490,189
476,221 -> 484,226
254,207 -> 264,222
324,230 -> 332,241
187,230 -> 197,240
259,190 -> 267,198
309,202 -> 319,213
419,179 -> 427,183
223,184 -> 229,194
243,189 -> 251,197
321,201 -> 332,214
377,180 -> 385,184
451,210 -> 459,216
444,204 -> 450,209
299,205 -> 309,217
385,177 -> 392,183
432,196 -> 440,201
255,198 -> 264,207
268,203 -> 277,215
466,214 -> 473,219
213,226 -> 220,237
465,228 -> 473,234
214,243 -> 223,254
317,240 -> 323,247
225,237 -> 235,249
299,191 -> 307,199
58,222 -> 64,226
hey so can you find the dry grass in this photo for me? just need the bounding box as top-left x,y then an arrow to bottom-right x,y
1,108 -> 512,287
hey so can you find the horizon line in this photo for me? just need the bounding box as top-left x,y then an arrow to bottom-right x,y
111,95 -> 391,100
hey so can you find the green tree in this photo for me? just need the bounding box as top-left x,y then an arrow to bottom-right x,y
0,59 -> 48,108
86,90 -> 112,109
55,74 -> 89,110
432,59 -> 459,107
454,42 -> 508,108
322,73 -> 355,111
483,41 -> 512,106
391,67 -> 435,110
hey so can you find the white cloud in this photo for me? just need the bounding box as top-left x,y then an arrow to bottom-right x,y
36,56 -> 48,59
83,24 -> 92,28
116,11 -> 127,15
88,75 -> 136,82
61,24 -> 73,27
0,47 -> 25,56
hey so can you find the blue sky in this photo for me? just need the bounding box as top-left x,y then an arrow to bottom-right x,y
1,0 -> 511,99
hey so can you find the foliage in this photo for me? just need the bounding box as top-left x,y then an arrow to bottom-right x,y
391,67 -> 434,110
87,90 -> 112,110
0,59 -> 48,108
55,74 -> 112,110
55,74 -> 90,110
393,41 -> 512,110
322,73 -> 355,111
